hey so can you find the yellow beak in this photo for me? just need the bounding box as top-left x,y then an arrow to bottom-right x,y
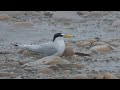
63,34 -> 75,38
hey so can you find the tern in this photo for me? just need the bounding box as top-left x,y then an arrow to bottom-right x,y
13,33 -> 74,57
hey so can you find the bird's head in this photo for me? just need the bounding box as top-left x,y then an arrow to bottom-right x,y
53,33 -> 74,42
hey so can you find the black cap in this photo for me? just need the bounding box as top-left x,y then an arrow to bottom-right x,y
53,33 -> 64,42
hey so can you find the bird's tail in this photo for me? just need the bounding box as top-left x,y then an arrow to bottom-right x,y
75,52 -> 90,56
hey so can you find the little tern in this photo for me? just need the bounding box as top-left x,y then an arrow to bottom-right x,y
13,33 -> 74,57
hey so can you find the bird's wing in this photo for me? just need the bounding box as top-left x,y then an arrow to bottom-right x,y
18,42 -> 58,56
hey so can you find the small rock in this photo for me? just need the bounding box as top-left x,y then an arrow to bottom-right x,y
0,14 -> 11,20
92,42 -> 109,46
0,11 -> 25,17
0,54 -> 18,61
65,42 -> 75,46
12,21 -> 33,28
19,58 -> 35,65
0,62 -> 19,67
52,11 -> 83,22
112,20 -> 120,27
57,64 -> 85,70
25,56 -> 69,67
63,70 -> 71,74
110,41 -> 120,47
36,73 -> 48,78
89,11 -> 103,17
6,54 -> 18,61
18,49 -> 43,59
75,52 -> 91,56
76,11 -> 90,17
95,74 -> 104,79
10,72 -> 16,78
44,12 -> 53,18
90,45 -> 114,53
15,76 -> 22,79
63,47 -> 75,57
38,68 -> 54,75
48,65 -> 60,71
103,73 -> 119,79
18,49 -> 25,54
71,74 -> 89,79
0,77 -> 11,79
87,39 -> 97,44
76,41 -> 91,48
0,71 -> 15,77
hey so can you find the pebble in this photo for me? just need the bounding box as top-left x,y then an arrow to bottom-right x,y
112,20 -> 120,27
38,68 -> 54,75
76,41 -> 91,48
0,14 -> 11,20
25,56 -> 70,66
0,71 -> 16,77
90,45 -> 114,53
63,47 -> 75,57
71,74 -> 89,79
103,73 -> 119,79
12,21 -> 33,28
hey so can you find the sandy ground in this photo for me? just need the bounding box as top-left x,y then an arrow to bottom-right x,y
0,11 -> 120,79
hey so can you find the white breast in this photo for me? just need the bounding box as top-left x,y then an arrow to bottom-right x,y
54,37 -> 65,56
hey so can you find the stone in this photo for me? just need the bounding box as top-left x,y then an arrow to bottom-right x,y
95,73 -> 119,79
48,65 -> 60,71
38,68 -> 54,75
24,56 -> 69,67
19,58 -> 35,65
112,20 -> 120,27
71,74 -> 89,79
63,70 -> 71,74
76,41 -> 91,47
0,77 -> 11,79
9,72 -> 16,78
0,54 -> 18,61
63,47 -> 75,57
92,42 -> 109,46
18,49 -> 43,59
36,73 -> 48,78
0,72 -> 10,77
90,45 -> 114,53
52,11 -> 84,22
95,74 -> 104,79
0,11 -> 25,17
15,76 -> 22,79
0,71 -> 15,77
88,11 -> 103,17
110,41 -> 120,47
0,62 -> 19,67
87,39 -> 97,44
0,14 -> 11,20
12,21 -> 33,28
6,54 -> 19,61
57,64 -> 85,70
103,73 -> 119,79
65,42 -> 75,46
76,11 -> 90,17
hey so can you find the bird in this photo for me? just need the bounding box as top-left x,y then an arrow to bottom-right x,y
12,33 -> 74,57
